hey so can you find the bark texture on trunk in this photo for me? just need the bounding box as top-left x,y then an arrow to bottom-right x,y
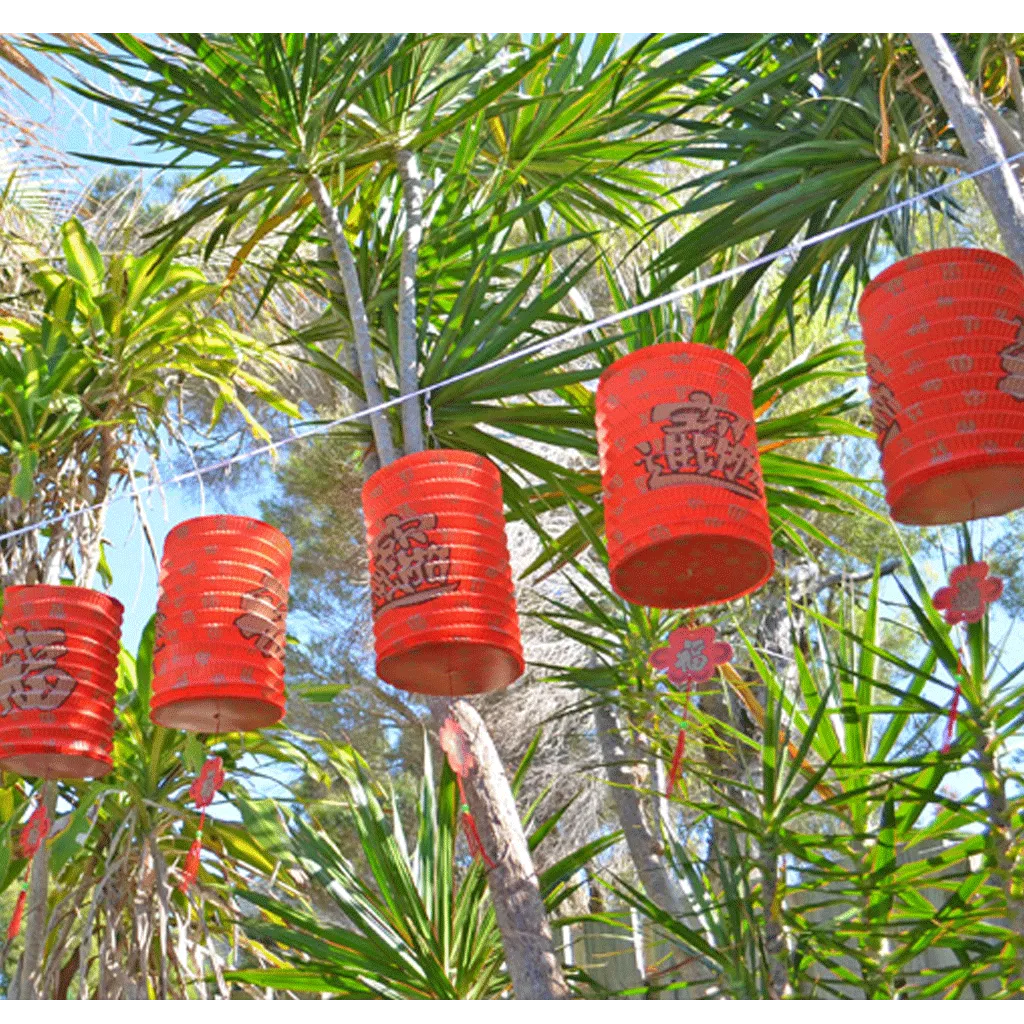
429,697 -> 569,999
910,33 -> 1024,269
307,174 -> 397,464
593,700 -> 690,921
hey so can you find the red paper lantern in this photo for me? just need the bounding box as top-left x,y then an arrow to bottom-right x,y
596,342 -> 774,609
0,585 -> 123,779
362,450 -> 524,696
151,515 -> 291,733
859,248 -> 1024,525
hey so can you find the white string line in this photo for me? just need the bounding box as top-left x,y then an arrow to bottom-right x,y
2,149 -> 1022,547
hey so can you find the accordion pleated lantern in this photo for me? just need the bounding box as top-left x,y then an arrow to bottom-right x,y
596,343 -> 774,609
151,515 -> 291,733
859,248 -> 1024,525
362,450 -> 524,696
0,585 -> 123,779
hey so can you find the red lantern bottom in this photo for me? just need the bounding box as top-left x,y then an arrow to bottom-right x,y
886,452 -> 1024,525
150,690 -> 284,733
0,743 -> 111,780
376,637 -> 523,697
610,532 -> 775,609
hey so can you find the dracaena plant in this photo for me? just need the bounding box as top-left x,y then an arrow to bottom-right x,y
227,735 -> 617,999
0,216 -> 298,589
0,618 -> 314,999
583,542 -> 1023,999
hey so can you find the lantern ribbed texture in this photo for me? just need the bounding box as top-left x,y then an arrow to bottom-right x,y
596,343 -> 774,609
0,585 -> 123,779
151,515 -> 291,733
362,450 -> 524,696
859,247 -> 1024,525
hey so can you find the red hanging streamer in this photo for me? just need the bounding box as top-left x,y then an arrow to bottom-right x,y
439,716 -> 495,870
941,683 -> 961,755
665,717 -> 689,798
179,757 -> 224,894
6,889 -> 26,941
7,798 -> 51,940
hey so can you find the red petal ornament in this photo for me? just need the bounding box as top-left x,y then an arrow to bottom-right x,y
932,561 -> 1004,625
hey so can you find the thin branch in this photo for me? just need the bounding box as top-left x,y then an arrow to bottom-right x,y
909,150 -> 972,172
396,148 -> 425,456
306,173 -> 396,465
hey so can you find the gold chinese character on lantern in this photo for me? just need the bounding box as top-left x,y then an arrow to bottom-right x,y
0,627 -> 77,716
370,513 -> 459,614
997,317 -> 1024,401
634,390 -> 760,498
234,575 -> 289,658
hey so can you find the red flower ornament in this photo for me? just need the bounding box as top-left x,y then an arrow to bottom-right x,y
650,626 -> 733,798
649,626 -> 734,689
932,562 -> 1004,626
189,756 -> 225,809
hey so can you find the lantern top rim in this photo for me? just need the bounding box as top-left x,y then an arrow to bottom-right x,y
3,584 -> 124,619
164,514 -> 292,557
596,341 -> 751,397
859,247 -> 1023,317
361,448 -> 499,498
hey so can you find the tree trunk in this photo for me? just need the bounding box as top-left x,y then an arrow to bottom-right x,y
759,840 -> 790,999
321,165 -> 567,997
17,780 -> 57,999
910,32 -> 1024,269
389,148 -> 565,998
395,149 -> 425,454
593,700 -> 690,920
307,174 -> 397,465
429,697 -> 569,999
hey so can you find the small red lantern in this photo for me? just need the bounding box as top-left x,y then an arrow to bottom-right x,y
859,248 -> 1024,525
0,584 -> 123,779
151,515 -> 291,733
361,450 -> 524,696
596,343 -> 774,609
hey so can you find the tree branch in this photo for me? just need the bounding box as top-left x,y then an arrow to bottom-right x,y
396,149 -> 425,456
306,174 -> 397,466
909,150 -> 972,172
910,33 -> 1024,270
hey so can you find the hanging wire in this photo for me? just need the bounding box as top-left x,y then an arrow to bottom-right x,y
2,149 -> 1023,547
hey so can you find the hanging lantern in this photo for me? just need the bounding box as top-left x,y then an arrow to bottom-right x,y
859,247 -> 1024,525
0,584 -> 123,779
151,515 -> 291,733
361,450 -> 524,696
595,343 -> 774,609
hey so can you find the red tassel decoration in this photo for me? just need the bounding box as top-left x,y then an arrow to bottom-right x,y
439,716 -> 496,870
179,837 -> 203,894
6,888 -> 27,940
666,725 -> 688,798
179,757 -> 224,894
942,684 -> 962,755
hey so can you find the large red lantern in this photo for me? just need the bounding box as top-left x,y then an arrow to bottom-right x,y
0,585 -> 123,778
362,449 -> 524,696
596,343 -> 774,609
859,248 -> 1024,525
151,515 -> 291,733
